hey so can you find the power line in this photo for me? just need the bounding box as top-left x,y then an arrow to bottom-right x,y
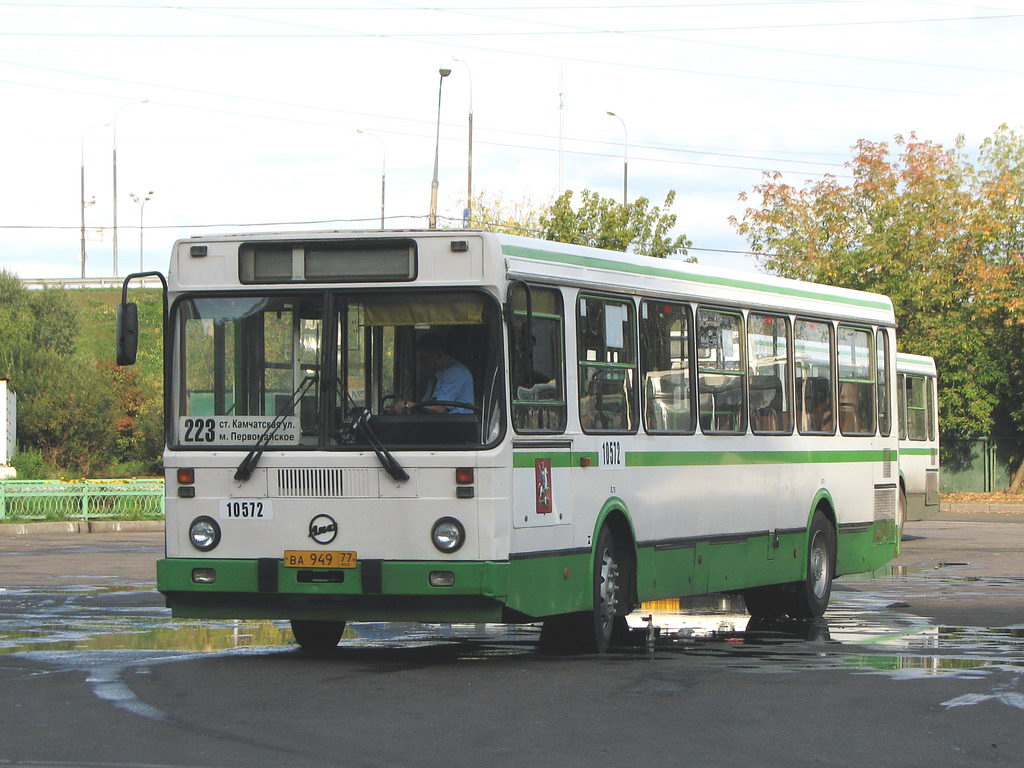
0,74 -> 854,176
3,12 -> 1020,36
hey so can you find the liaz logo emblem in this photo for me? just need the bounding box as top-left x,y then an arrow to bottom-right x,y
308,514 -> 338,545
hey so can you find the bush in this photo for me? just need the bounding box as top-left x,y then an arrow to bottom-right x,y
10,449 -> 56,479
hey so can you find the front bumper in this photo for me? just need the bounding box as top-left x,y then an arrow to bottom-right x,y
157,557 -> 512,622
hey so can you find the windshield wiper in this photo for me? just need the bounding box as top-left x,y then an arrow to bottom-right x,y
339,396 -> 409,483
234,373 -> 318,482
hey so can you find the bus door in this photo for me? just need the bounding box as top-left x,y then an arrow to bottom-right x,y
507,283 -> 574,530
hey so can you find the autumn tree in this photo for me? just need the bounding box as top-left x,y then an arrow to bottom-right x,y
465,190 -> 549,237
731,130 -> 1024,474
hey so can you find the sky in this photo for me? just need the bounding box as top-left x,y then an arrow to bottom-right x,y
0,0 -> 1021,280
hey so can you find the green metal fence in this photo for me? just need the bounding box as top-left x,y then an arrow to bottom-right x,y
0,479 -> 165,522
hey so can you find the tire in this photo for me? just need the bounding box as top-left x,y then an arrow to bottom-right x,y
588,525 -> 623,653
290,619 -> 346,651
538,525 -> 626,654
787,510 -> 836,619
898,486 -> 908,529
742,584 -> 790,620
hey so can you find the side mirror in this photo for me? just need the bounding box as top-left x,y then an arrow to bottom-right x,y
116,302 -> 139,366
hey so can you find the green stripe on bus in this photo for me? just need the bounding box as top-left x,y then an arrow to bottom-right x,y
899,448 -> 935,456
513,452 -> 582,468
502,244 -> 893,312
624,449 -> 889,467
514,449 -> 890,468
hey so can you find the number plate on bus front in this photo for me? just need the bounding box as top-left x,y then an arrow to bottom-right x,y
283,550 -> 357,569
218,499 -> 273,519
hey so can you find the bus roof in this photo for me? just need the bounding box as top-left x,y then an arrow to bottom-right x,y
168,229 -> 897,326
497,233 -> 896,326
896,353 -> 937,376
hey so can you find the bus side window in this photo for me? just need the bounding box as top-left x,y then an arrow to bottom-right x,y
898,373 -> 908,440
837,325 -> 875,436
509,284 -> 566,433
795,318 -> 835,435
877,330 -> 891,437
747,312 -> 792,434
906,375 -> 928,440
577,295 -> 637,433
696,308 -> 745,434
640,300 -> 694,434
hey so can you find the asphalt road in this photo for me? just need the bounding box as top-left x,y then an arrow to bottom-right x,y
1,516 -> 1022,768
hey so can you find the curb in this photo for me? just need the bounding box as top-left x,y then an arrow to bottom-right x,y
0,520 -> 164,537
940,502 -> 1024,515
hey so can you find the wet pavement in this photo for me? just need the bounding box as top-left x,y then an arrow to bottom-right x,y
1,520 -> 1023,767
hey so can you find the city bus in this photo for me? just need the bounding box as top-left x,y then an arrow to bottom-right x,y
116,229 -> 902,653
896,353 -> 940,521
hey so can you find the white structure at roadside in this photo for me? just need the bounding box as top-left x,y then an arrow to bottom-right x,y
0,379 -> 15,479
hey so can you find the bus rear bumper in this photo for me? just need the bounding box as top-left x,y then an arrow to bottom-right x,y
157,557 -> 515,623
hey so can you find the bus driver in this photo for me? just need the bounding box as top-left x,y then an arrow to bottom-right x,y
390,334 -> 474,414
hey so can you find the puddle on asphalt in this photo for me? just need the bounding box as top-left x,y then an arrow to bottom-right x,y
2,583 -> 1023,678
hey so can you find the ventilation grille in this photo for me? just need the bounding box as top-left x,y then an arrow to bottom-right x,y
882,448 -> 895,479
275,468 -> 376,498
874,486 -> 896,520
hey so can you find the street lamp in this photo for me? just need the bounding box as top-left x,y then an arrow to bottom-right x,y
112,98 -> 149,276
606,111 -> 628,207
129,190 -> 154,272
429,67 -> 451,230
80,121 -> 109,279
452,56 -> 473,227
357,129 -> 386,230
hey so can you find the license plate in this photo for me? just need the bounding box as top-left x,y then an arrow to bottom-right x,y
283,550 -> 357,569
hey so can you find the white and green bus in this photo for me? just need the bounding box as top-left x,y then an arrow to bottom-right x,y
897,353 -> 940,521
117,230 -> 902,652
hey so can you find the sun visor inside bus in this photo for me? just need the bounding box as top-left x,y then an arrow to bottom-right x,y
363,297 -> 483,326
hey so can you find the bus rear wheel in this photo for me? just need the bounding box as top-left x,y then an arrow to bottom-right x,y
742,585 -> 790,620
290,619 -> 346,651
787,511 -> 835,619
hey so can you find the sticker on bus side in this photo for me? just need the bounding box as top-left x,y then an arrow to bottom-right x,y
178,416 -> 300,446
535,458 -> 553,515
600,440 -> 623,469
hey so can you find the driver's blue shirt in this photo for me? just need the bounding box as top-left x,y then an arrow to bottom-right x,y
423,357 -> 474,414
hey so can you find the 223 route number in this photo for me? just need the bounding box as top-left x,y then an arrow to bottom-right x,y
283,550 -> 357,569
182,417 -> 216,442
218,499 -> 274,520
601,440 -> 623,469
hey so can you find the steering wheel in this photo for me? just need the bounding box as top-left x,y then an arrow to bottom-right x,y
413,400 -> 482,414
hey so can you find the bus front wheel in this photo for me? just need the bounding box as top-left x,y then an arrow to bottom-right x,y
290,619 -> 346,651
787,511 -> 835,619
538,525 -> 625,654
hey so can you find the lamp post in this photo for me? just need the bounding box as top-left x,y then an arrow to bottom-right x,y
80,121 -> 108,279
429,68 -> 451,230
357,129 -> 386,230
452,56 -> 473,227
606,110 -> 628,206
129,190 -> 154,272
112,98 -> 149,276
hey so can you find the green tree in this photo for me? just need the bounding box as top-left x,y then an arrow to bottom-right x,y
540,189 -> 692,259
730,131 -> 1024,462
0,270 -> 135,476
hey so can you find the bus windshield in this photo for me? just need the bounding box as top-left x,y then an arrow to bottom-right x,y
172,290 -> 503,450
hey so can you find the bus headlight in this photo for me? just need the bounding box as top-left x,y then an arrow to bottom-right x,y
431,517 -> 464,554
189,516 -> 221,551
